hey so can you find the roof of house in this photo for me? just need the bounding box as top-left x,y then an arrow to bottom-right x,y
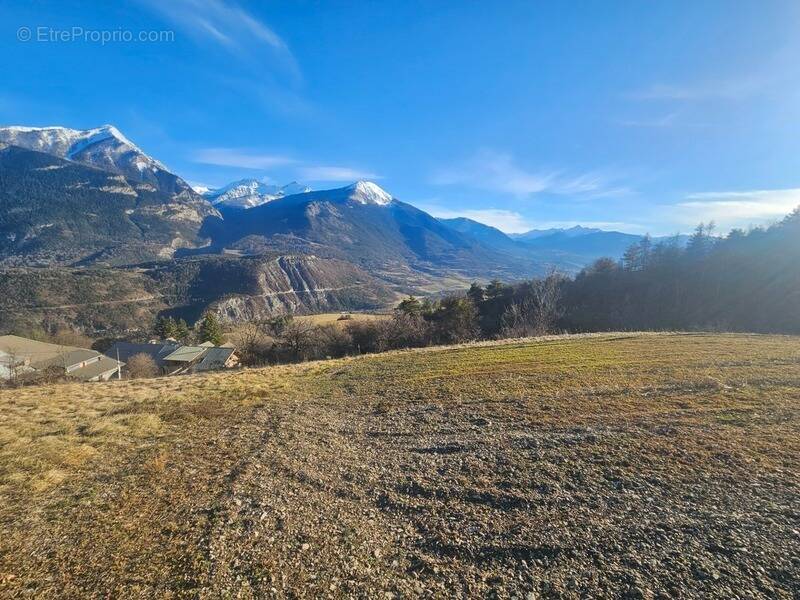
106,342 -> 180,368
0,335 -> 83,365
0,335 -> 122,381
68,355 -> 122,381
194,347 -> 237,372
33,349 -> 102,371
163,346 -> 208,363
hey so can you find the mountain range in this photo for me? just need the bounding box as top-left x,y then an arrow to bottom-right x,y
0,124 -> 661,330
203,179 -> 311,210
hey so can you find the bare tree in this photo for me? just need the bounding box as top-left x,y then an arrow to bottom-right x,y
2,346 -> 26,385
501,271 -> 565,337
233,320 -> 272,365
276,318 -> 319,361
126,353 -> 159,379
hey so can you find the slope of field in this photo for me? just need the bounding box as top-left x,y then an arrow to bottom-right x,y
1,333 -> 799,598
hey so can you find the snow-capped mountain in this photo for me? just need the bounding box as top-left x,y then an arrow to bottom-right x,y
204,179 -> 311,209
203,179 -> 542,280
272,180 -> 394,208
0,124 -> 199,198
344,180 -> 393,206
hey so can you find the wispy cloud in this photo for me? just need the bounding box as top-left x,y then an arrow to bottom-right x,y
432,150 -> 630,199
140,0 -> 299,80
298,166 -> 381,182
193,148 -> 381,183
671,187 -> 800,229
421,204 -> 645,234
678,188 -> 800,221
432,151 -> 552,196
194,148 -> 296,169
615,111 -> 713,129
628,76 -> 763,102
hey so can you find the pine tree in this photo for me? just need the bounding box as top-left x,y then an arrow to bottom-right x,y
485,279 -> 505,300
198,313 -> 224,346
175,319 -> 191,343
467,282 -> 485,306
154,316 -> 178,340
622,242 -> 642,271
396,296 -> 423,317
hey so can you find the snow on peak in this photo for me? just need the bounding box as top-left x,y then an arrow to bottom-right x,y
0,123 -> 166,171
205,179 -> 312,209
191,183 -> 211,195
282,181 -> 312,196
346,181 -> 393,206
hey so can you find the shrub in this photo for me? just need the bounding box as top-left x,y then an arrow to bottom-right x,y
428,296 -> 479,344
382,313 -> 431,349
346,320 -> 385,354
314,325 -> 353,358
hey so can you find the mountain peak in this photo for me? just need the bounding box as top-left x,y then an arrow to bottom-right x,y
205,179 -> 311,209
0,124 -> 204,200
346,180 -> 393,206
94,124 -> 136,147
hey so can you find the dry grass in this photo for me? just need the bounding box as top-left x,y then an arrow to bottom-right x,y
295,311 -> 388,326
0,333 -> 798,598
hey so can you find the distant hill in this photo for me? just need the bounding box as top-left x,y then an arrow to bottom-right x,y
438,217 -> 665,272
0,254 -> 394,334
511,225 -> 603,241
518,229 -> 642,257
437,217 -> 521,253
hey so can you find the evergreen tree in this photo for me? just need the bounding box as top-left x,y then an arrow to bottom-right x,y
687,222 -> 716,257
485,279 -> 505,300
467,282 -> 486,306
154,316 -> 178,340
622,243 -> 642,271
198,313 -> 224,346
175,319 -> 191,343
429,297 -> 479,343
639,234 -> 653,270
396,295 -> 423,317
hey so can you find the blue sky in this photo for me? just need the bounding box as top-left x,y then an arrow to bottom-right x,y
3,1 -> 800,234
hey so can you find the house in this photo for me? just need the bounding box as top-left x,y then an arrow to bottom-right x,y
0,335 -> 123,382
162,344 -> 239,374
105,342 -> 181,374
106,341 -> 239,376
193,346 -> 239,372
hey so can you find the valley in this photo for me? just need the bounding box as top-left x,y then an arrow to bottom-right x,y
0,125 -> 657,335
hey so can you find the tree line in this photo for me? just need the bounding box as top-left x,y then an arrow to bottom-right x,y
562,210 -> 800,333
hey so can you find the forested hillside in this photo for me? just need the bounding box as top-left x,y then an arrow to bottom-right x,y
562,210 -> 800,333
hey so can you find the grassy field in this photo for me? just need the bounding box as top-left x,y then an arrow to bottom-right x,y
295,311 -> 388,326
1,333 -> 799,598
